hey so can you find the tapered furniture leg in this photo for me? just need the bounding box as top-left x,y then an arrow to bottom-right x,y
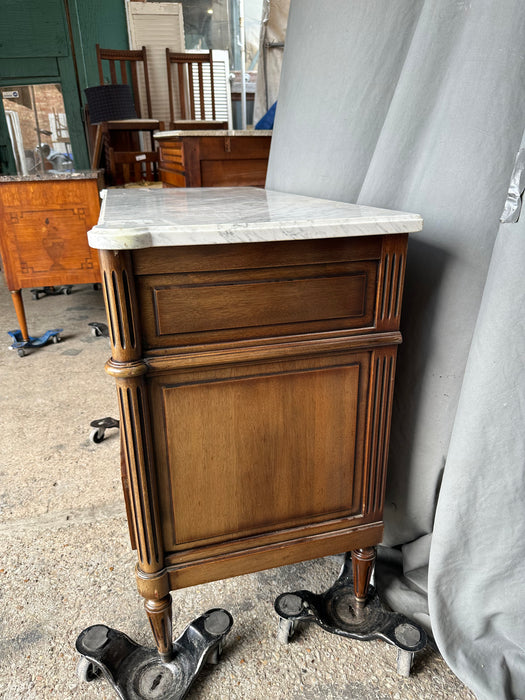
145,594 -> 173,662
352,547 -> 376,604
11,289 -> 29,341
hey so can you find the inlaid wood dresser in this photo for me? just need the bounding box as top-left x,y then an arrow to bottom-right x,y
0,171 -> 102,342
87,187 -> 422,660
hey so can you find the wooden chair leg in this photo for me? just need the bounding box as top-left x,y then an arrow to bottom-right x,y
11,290 -> 29,341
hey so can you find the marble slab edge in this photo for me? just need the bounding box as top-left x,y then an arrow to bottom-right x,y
88,216 -> 423,250
154,130 -> 273,139
0,169 -> 103,183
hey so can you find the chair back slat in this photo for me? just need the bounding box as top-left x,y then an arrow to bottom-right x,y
209,61 -> 216,120
166,50 -> 221,124
119,61 -> 127,85
109,61 -> 118,85
197,63 -> 205,119
129,62 -> 141,117
188,64 -> 196,120
95,45 -> 153,119
176,63 -> 187,120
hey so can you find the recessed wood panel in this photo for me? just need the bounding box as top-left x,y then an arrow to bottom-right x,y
200,159 -> 268,187
157,362 -> 365,550
0,179 -> 101,289
1,208 -> 98,286
132,236 -> 383,275
154,271 -> 368,335
137,260 -> 377,348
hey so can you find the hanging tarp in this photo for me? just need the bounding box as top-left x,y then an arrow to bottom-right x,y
253,0 -> 290,124
266,2 -> 525,698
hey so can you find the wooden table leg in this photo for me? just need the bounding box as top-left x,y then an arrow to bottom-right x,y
145,593 -> 173,662
352,547 -> 376,604
10,289 -> 29,341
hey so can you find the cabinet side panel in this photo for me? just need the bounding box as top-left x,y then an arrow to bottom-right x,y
152,358 -> 369,551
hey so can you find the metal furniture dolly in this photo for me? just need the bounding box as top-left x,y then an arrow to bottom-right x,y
275,551 -> 427,677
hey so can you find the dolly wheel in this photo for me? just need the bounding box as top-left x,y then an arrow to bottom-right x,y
76,656 -> 101,683
89,428 -> 105,444
277,617 -> 297,644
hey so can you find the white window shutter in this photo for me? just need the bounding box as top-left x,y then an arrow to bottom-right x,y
125,1 -> 185,126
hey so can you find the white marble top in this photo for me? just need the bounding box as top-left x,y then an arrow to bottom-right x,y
88,187 -> 422,250
0,169 -> 102,183
154,129 -> 272,139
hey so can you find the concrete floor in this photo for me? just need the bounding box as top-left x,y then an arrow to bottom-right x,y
0,273 -> 476,700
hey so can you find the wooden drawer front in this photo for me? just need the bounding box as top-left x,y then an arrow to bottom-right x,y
159,168 -> 187,188
159,142 -> 187,187
149,352 -> 369,553
0,180 -> 101,289
0,206 -> 100,288
200,158 -> 268,187
137,261 -> 377,347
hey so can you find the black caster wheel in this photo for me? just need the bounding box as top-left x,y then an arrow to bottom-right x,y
89,428 -> 106,444
88,322 -> 109,338
77,656 -> 102,683
17,348 -> 26,358
52,334 -> 61,344
207,640 -> 224,665
89,417 -> 119,444
275,593 -> 303,644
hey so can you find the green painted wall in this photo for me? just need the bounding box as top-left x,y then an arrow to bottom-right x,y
0,0 -> 89,171
67,0 -> 130,97
0,0 -> 70,58
0,0 -> 129,173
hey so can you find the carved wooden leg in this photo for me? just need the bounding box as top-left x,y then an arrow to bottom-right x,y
11,290 -> 29,341
352,547 -> 376,604
145,594 -> 173,662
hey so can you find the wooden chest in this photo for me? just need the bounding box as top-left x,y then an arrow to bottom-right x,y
88,186 -> 422,657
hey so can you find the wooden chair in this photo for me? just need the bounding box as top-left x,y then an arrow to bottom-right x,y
96,45 -> 153,119
92,45 -> 164,185
166,50 -> 228,130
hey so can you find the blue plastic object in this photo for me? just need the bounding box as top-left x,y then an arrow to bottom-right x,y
8,328 -> 63,356
255,101 -> 277,129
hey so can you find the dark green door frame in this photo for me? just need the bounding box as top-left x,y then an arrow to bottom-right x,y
0,66 -> 90,174
0,0 -> 90,174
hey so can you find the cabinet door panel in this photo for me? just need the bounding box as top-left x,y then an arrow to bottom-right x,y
150,353 -> 369,553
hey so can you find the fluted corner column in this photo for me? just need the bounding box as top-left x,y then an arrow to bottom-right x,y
98,249 -> 172,659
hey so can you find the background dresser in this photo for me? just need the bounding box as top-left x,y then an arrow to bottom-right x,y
155,130 -> 272,188
0,171 -> 102,342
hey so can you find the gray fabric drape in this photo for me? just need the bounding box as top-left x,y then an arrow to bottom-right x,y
265,1 -> 525,697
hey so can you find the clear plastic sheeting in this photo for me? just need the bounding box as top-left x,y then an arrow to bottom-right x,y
500,149 -> 525,223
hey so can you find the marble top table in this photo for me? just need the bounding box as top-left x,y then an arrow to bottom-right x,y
88,187 -> 423,250
0,169 -> 102,183
86,183 -> 424,673
154,129 -> 272,139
